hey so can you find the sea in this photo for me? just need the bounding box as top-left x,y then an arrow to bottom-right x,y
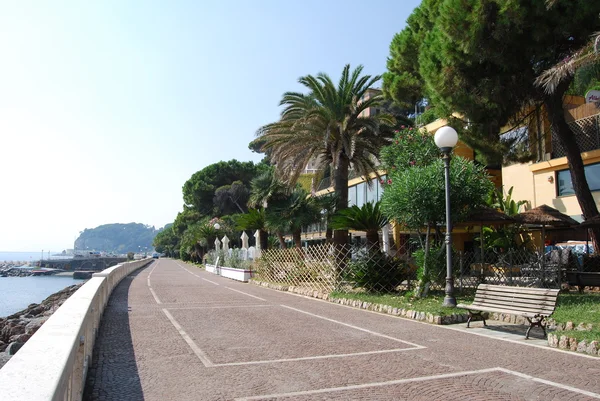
0,251 -> 72,263
0,251 -> 79,317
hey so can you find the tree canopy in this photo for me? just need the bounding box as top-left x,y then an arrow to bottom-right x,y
182,160 -> 267,216
384,0 -> 600,165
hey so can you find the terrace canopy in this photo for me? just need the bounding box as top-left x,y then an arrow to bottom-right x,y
515,204 -> 579,247
456,206 -> 515,262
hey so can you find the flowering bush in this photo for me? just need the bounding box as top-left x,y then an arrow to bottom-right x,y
380,126 -> 440,172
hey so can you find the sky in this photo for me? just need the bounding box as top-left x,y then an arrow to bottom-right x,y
0,0 -> 421,252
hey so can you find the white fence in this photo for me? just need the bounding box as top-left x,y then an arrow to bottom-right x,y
0,258 -> 153,401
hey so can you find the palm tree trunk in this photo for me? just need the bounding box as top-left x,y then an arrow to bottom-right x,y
325,227 -> 333,243
293,230 -> 302,250
543,82 -> 600,252
366,229 -> 380,251
277,232 -> 286,248
333,157 -> 350,247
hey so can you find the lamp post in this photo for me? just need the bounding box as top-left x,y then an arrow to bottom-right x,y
434,126 -> 459,307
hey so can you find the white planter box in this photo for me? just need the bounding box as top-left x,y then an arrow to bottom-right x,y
219,266 -> 253,282
205,264 -> 218,274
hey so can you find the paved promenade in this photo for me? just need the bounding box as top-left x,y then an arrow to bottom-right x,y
84,259 -> 600,400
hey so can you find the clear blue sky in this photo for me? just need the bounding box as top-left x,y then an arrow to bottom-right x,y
0,0 -> 421,252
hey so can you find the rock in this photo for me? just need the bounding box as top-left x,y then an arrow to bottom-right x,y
25,317 -> 47,335
586,341 -> 598,355
6,342 -> 24,355
27,305 -> 46,317
548,333 -> 558,348
559,335 -> 569,349
0,352 -> 11,370
565,321 -> 574,330
577,340 -> 588,353
569,338 -> 579,352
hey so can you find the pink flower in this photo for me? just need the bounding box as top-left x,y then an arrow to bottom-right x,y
409,127 -> 413,131
410,160 -> 416,166
387,179 -> 392,185
380,179 -> 384,184
401,125 -> 405,129
395,140 -> 399,144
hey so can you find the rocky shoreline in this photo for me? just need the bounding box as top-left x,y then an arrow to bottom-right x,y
0,283 -> 83,370
0,262 -> 36,277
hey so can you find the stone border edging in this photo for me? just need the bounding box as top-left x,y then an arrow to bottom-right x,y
248,279 -> 468,325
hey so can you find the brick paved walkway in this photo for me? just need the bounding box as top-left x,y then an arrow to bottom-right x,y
84,259 -> 600,401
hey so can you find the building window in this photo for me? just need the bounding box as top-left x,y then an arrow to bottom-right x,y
557,163 -> 600,196
348,185 -> 357,206
356,182 -> 366,207
366,179 -> 378,204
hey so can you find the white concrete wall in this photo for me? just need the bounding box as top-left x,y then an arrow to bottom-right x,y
0,258 -> 153,401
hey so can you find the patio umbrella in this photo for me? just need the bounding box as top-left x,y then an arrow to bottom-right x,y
456,206 -> 516,263
515,204 -> 579,247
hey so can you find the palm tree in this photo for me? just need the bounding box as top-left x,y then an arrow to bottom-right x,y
330,201 -> 388,249
256,64 -> 395,247
313,193 -> 338,243
247,168 -> 289,249
266,187 -> 321,250
235,208 -> 269,250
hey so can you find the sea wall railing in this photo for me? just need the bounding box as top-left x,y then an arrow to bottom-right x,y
0,258 -> 153,401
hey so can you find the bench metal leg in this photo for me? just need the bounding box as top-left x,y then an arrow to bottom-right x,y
525,315 -> 547,339
466,310 -> 486,328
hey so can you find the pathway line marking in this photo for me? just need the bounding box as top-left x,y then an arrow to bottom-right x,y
147,261 -> 159,287
224,287 -> 266,301
234,368 -> 501,400
166,305 -> 273,310
162,309 -> 214,367
234,367 -> 600,400
202,278 -> 220,286
213,347 -> 419,368
175,260 -> 220,285
279,305 -> 425,348
147,262 -> 162,303
149,288 -> 162,304
496,368 -> 600,399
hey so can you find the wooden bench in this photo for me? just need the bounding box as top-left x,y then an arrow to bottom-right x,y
457,284 -> 560,339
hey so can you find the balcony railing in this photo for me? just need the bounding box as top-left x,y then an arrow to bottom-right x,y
552,114 -> 600,158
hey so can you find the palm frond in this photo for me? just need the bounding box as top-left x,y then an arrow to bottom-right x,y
536,32 -> 600,94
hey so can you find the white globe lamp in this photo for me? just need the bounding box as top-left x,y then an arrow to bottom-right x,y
434,126 -> 458,151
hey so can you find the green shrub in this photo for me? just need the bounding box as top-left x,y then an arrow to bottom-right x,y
343,251 -> 409,293
413,244 -> 447,285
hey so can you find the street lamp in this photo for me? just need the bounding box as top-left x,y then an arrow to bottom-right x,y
434,126 -> 459,307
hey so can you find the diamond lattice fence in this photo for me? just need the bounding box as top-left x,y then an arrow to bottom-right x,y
552,114 -> 600,158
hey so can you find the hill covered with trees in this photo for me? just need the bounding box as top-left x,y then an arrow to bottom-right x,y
74,223 -> 161,253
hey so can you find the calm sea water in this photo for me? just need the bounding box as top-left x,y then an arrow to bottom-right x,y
0,251 -> 72,263
0,275 -> 81,317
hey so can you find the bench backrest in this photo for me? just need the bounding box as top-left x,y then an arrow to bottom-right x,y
474,284 -> 560,316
